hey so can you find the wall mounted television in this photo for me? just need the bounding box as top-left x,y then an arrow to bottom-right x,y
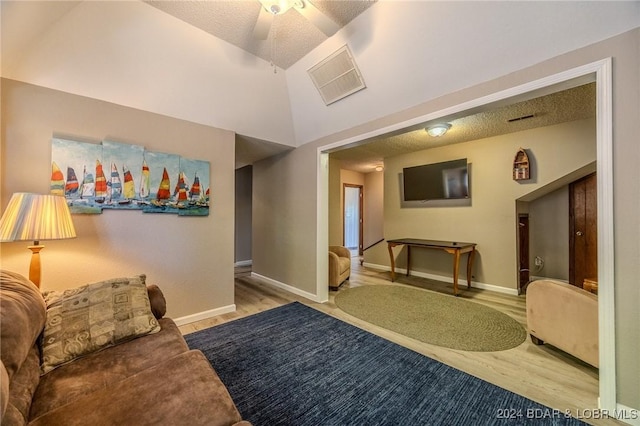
401,158 -> 470,206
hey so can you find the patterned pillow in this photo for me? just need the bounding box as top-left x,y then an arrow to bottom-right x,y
40,275 -> 161,375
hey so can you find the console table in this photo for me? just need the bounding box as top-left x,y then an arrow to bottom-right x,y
387,238 -> 477,296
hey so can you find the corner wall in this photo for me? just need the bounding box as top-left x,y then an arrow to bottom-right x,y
0,79 -> 236,319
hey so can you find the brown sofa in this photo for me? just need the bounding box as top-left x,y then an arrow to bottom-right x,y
328,245 -> 351,290
526,279 -> 598,367
0,270 -> 251,426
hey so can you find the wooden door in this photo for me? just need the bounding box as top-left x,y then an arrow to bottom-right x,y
569,173 -> 597,288
518,214 -> 529,294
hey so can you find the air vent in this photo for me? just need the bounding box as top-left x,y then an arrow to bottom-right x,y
508,114 -> 535,123
308,45 -> 366,106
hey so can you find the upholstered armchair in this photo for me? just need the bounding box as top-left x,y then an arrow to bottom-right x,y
526,279 -> 598,367
329,246 -> 351,290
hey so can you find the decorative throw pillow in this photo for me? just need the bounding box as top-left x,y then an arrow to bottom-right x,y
40,275 -> 161,375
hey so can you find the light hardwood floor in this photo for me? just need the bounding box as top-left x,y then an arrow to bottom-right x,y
179,264 -> 620,426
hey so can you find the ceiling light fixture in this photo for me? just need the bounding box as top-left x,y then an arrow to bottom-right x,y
259,0 -> 303,15
426,123 -> 452,137
258,0 -> 305,73
375,165 -> 384,172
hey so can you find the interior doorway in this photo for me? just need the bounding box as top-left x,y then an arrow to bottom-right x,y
343,184 -> 363,257
518,214 -> 530,294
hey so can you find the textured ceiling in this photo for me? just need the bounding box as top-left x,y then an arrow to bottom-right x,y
331,83 -> 596,173
145,0 -> 376,69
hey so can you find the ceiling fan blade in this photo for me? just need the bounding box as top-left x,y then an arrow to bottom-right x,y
296,1 -> 340,37
253,6 -> 273,40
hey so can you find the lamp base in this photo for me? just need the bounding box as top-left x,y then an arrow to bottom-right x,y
28,244 -> 44,288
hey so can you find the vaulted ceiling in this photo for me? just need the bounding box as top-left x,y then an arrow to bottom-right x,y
143,1 -> 596,171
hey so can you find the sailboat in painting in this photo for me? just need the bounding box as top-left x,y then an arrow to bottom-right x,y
80,166 -> 95,199
107,163 -> 122,202
94,160 -> 108,203
120,165 -> 135,204
189,173 -> 201,205
65,167 -> 79,197
153,167 -> 171,206
139,159 -> 150,204
173,172 -> 189,206
50,162 -> 65,196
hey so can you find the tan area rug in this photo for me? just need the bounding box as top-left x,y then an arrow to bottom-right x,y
334,285 -> 526,352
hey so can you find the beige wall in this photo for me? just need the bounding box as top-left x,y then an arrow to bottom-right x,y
363,170 -> 384,250
252,30 -> 639,407
328,158 -> 342,246
364,118 -> 595,290
528,186 -> 570,281
252,147 -> 318,295
0,79 -> 236,319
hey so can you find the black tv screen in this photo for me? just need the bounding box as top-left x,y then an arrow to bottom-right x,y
402,159 -> 469,201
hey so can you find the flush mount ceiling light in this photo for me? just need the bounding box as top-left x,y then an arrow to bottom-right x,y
375,165 -> 384,172
258,0 -> 302,15
254,0 -> 339,38
426,123 -> 452,137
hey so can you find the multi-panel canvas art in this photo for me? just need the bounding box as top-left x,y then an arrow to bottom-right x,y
51,138 -> 210,216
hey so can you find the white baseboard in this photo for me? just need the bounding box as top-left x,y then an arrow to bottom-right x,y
362,262 -> 519,296
234,260 -> 252,267
173,304 -> 236,326
251,272 -> 327,303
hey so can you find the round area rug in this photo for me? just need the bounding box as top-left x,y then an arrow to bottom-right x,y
334,285 -> 526,352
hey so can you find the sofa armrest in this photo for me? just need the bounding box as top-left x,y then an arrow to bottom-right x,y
328,251 -> 340,286
526,279 -> 598,367
329,245 -> 350,259
146,284 -> 167,319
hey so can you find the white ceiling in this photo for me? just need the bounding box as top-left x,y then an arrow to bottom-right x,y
146,0 -> 376,69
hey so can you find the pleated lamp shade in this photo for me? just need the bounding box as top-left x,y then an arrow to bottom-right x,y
0,193 -> 76,287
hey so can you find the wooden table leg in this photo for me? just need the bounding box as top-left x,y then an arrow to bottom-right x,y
466,247 -> 475,289
388,242 -> 397,282
406,245 -> 411,277
452,249 -> 461,296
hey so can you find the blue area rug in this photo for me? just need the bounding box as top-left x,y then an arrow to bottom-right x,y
185,302 -> 584,425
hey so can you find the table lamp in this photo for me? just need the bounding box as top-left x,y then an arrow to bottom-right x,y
0,193 -> 76,287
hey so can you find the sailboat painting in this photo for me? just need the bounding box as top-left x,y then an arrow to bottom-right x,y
172,158 -> 210,216
51,138 -> 104,214
102,140 -> 144,207
51,137 -> 211,216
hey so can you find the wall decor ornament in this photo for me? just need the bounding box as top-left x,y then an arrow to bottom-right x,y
512,148 -> 530,181
51,138 -> 210,216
